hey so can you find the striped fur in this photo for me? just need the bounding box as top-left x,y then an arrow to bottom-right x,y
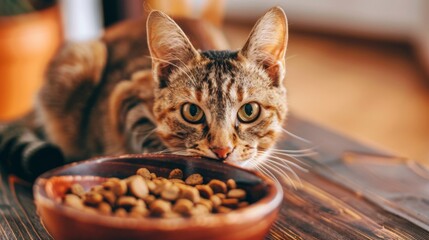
34,7 -> 288,164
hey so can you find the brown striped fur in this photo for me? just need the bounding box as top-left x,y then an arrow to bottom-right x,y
35,7 -> 288,165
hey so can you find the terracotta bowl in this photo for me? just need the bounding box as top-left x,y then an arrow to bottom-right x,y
34,154 -> 283,240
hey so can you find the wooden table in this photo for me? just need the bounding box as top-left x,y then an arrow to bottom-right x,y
1,115 -> 428,239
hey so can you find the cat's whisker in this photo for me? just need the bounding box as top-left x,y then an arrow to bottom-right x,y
263,157 -> 304,187
263,156 -> 306,174
285,54 -> 298,62
131,128 -> 156,138
138,128 -> 158,147
152,148 -> 169,154
269,150 -> 318,158
151,147 -> 183,154
257,161 -> 292,188
259,150 -> 309,170
156,148 -> 187,154
145,55 -> 198,83
269,151 -> 317,162
281,127 -> 313,145
269,146 -> 318,154
247,159 -> 280,186
252,152 -> 302,188
263,162 -> 300,189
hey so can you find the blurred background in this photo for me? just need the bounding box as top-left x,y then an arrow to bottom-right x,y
1,0 -> 428,163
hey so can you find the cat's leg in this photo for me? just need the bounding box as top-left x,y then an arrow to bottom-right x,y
37,41 -> 107,160
0,110 -> 66,180
107,70 -> 165,154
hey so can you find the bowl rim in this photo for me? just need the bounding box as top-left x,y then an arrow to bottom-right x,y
34,153 -> 283,231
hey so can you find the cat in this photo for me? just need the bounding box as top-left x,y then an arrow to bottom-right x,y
0,7 -> 289,179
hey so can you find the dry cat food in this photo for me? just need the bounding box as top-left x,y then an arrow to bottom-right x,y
62,168 -> 251,218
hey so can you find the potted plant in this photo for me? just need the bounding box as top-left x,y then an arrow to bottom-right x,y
0,0 -> 62,121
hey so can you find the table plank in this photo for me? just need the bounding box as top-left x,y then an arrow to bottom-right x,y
267,167 -> 429,239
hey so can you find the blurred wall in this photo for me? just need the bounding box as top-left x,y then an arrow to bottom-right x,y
223,0 -> 429,74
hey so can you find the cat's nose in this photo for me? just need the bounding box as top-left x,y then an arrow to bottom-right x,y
210,146 -> 233,160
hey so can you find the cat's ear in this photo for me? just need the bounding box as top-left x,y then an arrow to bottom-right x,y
239,7 -> 288,86
147,10 -> 200,88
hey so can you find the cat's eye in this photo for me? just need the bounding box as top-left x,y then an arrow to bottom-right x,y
237,102 -> 261,123
181,103 -> 205,123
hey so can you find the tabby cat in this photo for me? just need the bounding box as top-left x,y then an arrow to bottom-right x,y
0,7 -> 288,178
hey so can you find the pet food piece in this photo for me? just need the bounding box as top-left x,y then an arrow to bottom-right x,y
170,178 -> 185,184
180,185 -> 200,203
195,184 -> 213,199
238,201 -> 249,208
146,180 -> 156,192
221,198 -> 239,208
136,168 -> 152,180
216,206 -> 232,214
136,199 -> 147,208
168,168 -> 183,179
172,199 -> 193,216
194,204 -> 210,215
208,179 -> 227,194
226,179 -> 237,190
150,173 -> 157,180
82,206 -> 99,214
144,195 -> 156,205
210,195 -> 222,208
185,173 -> 203,186
150,199 -> 172,215
90,185 -> 103,192
128,175 -> 149,199
117,196 -> 138,208
98,202 -> 112,215
114,208 -> 128,217
151,178 -> 172,195
84,192 -> 103,205
163,212 -> 182,219
215,193 -> 226,199
130,205 -> 148,217
99,190 -> 116,205
103,178 -> 127,196
161,184 -> 180,201
198,198 -> 213,212
64,194 -> 84,209
227,189 -> 246,200
70,183 -> 85,197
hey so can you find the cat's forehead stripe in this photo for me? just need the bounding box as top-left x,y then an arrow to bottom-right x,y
201,50 -> 238,60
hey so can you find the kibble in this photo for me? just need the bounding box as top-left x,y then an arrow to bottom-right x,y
150,199 -> 172,216
64,194 -> 84,209
221,198 -> 239,208
172,199 -> 193,216
84,192 -> 103,205
70,183 -> 85,197
185,173 -> 203,186
103,179 -> 127,196
98,202 -> 112,215
128,175 -> 149,199
62,167 -> 251,218
208,179 -> 227,194
168,168 -> 183,179
227,189 -> 246,200
117,196 -> 138,208
226,179 -> 237,190
195,185 -> 213,199
210,195 -> 222,208
136,168 -> 151,179
161,185 -> 180,201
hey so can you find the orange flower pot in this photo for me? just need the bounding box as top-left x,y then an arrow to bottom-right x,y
0,5 -> 62,122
